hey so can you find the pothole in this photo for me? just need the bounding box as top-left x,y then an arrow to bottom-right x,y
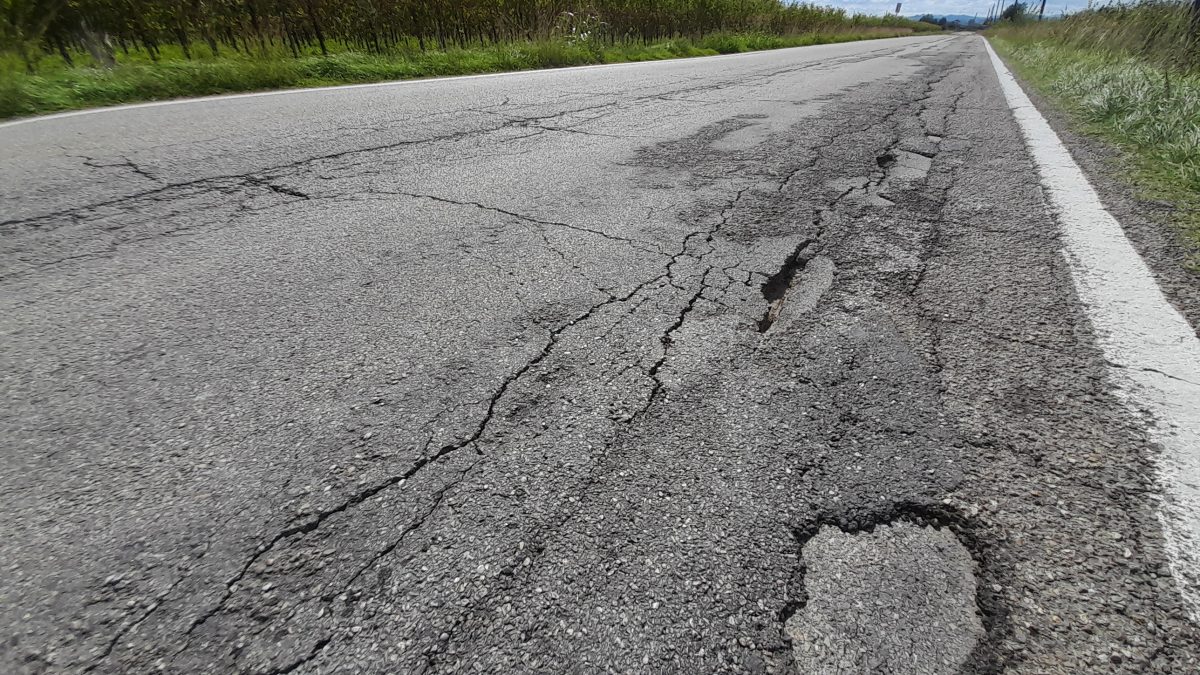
847,149 -> 936,207
757,239 -> 820,333
781,503 -> 1006,675
885,149 -> 934,182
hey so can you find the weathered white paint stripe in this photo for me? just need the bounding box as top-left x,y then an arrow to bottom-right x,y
984,38 -> 1200,621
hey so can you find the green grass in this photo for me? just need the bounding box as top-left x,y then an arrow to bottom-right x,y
0,27 -> 930,120
989,9 -> 1200,267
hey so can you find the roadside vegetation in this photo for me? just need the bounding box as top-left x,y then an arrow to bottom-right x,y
989,1 -> 1200,265
0,1 -> 937,119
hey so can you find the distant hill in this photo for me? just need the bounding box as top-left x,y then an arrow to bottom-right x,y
909,14 -> 981,24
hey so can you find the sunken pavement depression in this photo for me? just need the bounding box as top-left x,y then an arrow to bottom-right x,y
3,33 -> 1200,674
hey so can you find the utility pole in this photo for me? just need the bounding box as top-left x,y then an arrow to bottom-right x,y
1039,0 -> 1047,20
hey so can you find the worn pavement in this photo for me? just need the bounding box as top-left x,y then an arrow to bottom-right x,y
2,34 -> 1198,674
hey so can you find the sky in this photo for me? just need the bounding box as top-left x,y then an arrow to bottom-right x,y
829,0 -> 1097,18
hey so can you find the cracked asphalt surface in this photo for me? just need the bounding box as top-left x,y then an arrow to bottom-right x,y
3,34 -> 1199,673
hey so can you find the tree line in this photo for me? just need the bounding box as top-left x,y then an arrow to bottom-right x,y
3,0 -> 915,72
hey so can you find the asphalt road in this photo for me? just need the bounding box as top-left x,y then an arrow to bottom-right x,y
3,34 -> 1199,674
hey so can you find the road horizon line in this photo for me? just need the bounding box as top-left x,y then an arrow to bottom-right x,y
0,34 -> 947,132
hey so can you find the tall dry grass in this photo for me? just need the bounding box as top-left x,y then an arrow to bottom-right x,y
994,0 -> 1198,69
990,0 -> 1200,264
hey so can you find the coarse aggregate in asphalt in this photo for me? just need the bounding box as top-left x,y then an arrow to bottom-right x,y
2,33 -> 1199,674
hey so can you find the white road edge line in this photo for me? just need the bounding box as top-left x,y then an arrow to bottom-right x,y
0,35 -> 958,132
984,37 -> 1200,622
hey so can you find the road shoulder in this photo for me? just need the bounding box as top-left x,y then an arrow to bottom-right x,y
991,45 -> 1200,338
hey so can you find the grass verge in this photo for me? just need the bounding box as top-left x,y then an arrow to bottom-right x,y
988,30 -> 1200,267
0,29 -> 925,120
